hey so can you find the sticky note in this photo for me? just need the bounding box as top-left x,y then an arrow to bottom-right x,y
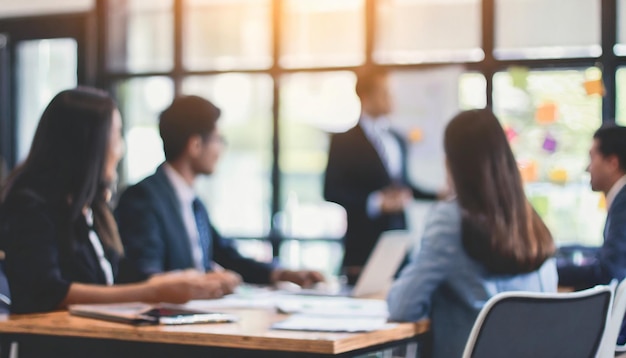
548,168 -> 568,184
504,126 -> 517,142
518,160 -> 538,183
583,79 -> 605,96
508,66 -> 529,89
408,128 -> 423,143
535,102 -> 558,124
529,195 -> 549,217
542,133 -> 557,153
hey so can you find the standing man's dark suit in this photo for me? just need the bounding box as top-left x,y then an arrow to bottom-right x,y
115,164 -> 274,284
324,123 -> 436,271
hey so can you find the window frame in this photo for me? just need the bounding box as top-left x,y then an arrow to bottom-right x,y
92,0 -> 625,256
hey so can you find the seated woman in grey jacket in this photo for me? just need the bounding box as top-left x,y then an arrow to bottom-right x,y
387,108 -> 557,358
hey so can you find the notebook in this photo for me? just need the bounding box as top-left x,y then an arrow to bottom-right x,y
295,230 -> 412,298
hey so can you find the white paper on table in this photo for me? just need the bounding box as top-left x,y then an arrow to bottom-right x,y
271,314 -> 395,332
274,296 -> 388,318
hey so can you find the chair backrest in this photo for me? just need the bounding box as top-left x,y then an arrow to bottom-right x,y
462,286 -> 613,358
0,257 -> 10,314
598,279 -> 626,357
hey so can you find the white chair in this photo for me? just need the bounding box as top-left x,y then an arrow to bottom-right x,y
599,279 -> 626,357
462,285 -> 614,358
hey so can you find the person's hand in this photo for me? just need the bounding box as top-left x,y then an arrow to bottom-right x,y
205,270 -> 242,295
272,269 -> 325,288
147,269 -> 224,303
380,186 -> 412,213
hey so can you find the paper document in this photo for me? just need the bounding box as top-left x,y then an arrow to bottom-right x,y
275,296 -> 388,318
272,314 -> 395,332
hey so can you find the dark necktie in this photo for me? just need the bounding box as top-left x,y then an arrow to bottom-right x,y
192,198 -> 213,271
372,128 -> 390,174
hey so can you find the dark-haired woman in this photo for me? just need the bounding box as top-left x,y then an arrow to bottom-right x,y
0,88 -> 223,314
387,109 -> 557,358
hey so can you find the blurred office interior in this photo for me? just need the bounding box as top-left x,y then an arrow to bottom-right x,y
0,0 -> 625,276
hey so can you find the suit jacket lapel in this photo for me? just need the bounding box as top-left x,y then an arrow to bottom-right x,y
605,185 -> 626,240
355,123 -> 391,181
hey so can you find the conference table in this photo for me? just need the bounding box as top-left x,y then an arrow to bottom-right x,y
0,305 -> 430,357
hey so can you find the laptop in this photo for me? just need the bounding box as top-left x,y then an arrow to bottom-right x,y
293,230 -> 412,298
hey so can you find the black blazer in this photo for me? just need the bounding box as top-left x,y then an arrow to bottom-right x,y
115,164 -> 274,284
558,184 -> 626,288
0,189 -> 118,313
323,123 -> 436,268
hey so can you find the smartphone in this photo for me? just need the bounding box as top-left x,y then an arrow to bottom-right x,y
141,306 -> 239,325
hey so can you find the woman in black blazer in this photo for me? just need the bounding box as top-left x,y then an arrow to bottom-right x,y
0,88 -> 223,314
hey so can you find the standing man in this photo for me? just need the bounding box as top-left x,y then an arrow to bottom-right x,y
558,125 -> 626,289
116,95 -> 323,289
324,67 -> 440,284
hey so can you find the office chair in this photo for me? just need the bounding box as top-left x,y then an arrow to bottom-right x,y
0,256 -> 9,314
462,286 -> 613,358
0,257 -> 13,358
599,279 -> 626,357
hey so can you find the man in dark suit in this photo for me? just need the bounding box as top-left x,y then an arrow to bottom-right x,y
116,95 -> 323,291
324,67 -> 440,283
558,125 -> 626,289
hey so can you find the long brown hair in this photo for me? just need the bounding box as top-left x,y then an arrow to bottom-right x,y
444,109 -> 554,274
2,88 -> 123,255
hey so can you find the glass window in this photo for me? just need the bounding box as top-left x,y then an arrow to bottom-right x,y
618,68 -> 626,126
183,0 -> 272,71
0,0 -> 93,17
459,72 -> 487,110
280,240 -> 343,276
107,0 -> 173,73
494,0 -> 601,60
493,68 -> 604,245
16,38 -> 78,163
279,71 -> 358,239
375,0 -> 482,64
183,74 -> 273,238
280,0 -> 365,68
618,0 -> 626,55
115,77 -> 174,184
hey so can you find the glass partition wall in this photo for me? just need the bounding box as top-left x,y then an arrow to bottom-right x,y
101,0 -> 626,274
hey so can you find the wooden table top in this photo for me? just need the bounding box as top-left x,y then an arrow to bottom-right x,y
0,309 -> 429,355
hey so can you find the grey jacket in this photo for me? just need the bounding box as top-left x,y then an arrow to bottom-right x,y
387,200 -> 558,358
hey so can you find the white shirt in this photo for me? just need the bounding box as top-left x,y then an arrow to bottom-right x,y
359,113 -> 402,179
361,114 -> 404,218
607,175 -> 626,209
163,163 -> 205,271
84,208 -> 114,285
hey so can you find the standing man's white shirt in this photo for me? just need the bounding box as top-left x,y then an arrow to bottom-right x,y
359,114 -> 402,179
163,163 -> 205,271
360,114 -> 405,218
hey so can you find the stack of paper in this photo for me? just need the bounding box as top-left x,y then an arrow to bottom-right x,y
272,314 -> 394,332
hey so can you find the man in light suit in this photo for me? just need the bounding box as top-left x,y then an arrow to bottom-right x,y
116,95 -> 323,291
558,125 -> 626,289
323,67 -> 440,284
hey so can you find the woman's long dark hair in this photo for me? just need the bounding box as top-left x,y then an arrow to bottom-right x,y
444,109 -> 554,274
1,87 -> 123,254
